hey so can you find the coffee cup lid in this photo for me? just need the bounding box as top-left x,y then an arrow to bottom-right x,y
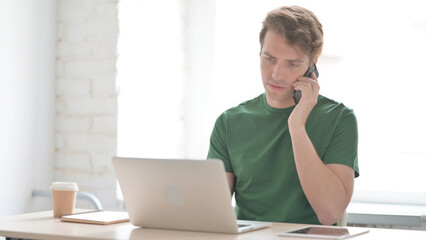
50,182 -> 78,191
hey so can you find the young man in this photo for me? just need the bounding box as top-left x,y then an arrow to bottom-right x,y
207,6 -> 359,225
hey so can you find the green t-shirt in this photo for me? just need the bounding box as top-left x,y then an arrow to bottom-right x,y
207,93 -> 359,224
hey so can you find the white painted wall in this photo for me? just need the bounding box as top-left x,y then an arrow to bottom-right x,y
0,0 -> 56,216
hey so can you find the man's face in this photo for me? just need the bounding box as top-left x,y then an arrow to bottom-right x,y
260,30 -> 310,108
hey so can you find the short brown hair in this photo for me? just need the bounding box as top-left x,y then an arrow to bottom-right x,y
259,6 -> 323,60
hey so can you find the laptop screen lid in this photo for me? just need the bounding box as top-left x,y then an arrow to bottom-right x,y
112,157 -> 270,233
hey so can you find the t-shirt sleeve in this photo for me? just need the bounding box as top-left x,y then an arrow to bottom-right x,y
322,109 -> 359,178
207,113 -> 233,173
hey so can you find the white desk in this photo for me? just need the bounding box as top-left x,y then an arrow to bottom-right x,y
1,211 -> 426,240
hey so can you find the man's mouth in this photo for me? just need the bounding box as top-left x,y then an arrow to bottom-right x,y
267,82 -> 286,90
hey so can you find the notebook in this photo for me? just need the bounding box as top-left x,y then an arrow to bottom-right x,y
61,210 -> 129,225
112,157 -> 271,233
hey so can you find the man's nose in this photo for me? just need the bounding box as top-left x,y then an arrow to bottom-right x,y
271,62 -> 285,80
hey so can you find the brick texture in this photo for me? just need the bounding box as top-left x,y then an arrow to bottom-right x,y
55,0 -> 119,210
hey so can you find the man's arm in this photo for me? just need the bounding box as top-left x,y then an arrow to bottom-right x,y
290,127 -> 354,225
226,172 -> 236,195
207,112 -> 236,196
290,73 -> 355,225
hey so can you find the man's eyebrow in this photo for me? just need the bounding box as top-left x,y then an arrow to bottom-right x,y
286,59 -> 304,63
262,51 -> 304,63
262,51 -> 275,58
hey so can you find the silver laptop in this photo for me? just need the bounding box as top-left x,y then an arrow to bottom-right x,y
112,157 -> 271,233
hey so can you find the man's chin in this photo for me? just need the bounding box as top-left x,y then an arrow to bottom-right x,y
265,92 -> 294,108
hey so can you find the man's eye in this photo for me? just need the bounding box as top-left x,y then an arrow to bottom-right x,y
265,57 -> 274,62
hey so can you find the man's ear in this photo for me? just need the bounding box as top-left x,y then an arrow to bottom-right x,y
314,58 -> 318,64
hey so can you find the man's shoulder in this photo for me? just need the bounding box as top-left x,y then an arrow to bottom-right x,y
317,95 -> 354,113
314,95 -> 356,122
223,93 -> 264,116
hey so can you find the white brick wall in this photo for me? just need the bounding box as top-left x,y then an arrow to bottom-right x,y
56,0 -> 119,210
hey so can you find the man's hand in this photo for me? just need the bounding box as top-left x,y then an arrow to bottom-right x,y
288,72 -> 319,130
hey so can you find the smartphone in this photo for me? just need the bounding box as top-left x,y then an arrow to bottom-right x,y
292,63 -> 319,104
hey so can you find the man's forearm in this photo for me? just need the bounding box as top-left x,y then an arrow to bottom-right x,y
289,126 -> 352,225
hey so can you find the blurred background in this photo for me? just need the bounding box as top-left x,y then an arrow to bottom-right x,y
1,0 -> 425,230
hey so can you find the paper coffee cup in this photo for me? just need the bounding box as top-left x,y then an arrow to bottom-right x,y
50,182 -> 78,218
